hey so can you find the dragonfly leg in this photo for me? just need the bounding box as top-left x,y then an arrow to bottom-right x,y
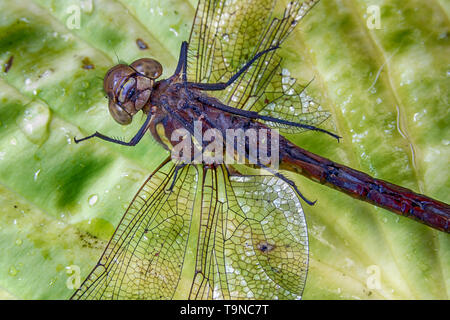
162,102 -> 195,136
256,161 -> 316,205
167,164 -> 186,192
74,113 -> 152,146
172,41 -> 189,83
196,95 -> 341,142
186,46 -> 279,91
258,114 -> 341,142
276,171 -> 316,206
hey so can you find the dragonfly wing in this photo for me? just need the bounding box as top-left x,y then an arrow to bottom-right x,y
254,69 -> 333,133
71,159 -> 198,300
189,166 -> 308,299
187,0 -> 328,132
188,0 -> 276,84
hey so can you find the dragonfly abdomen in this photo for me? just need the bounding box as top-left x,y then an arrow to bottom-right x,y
279,142 -> 450,232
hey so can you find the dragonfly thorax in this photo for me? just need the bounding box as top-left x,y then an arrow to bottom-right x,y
104,58 -> 163,125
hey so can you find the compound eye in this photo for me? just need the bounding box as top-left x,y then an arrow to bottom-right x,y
130,58 -> 163,79
108,100 -> 132,125
118,78 -> 136,103
103,64 -> 134,99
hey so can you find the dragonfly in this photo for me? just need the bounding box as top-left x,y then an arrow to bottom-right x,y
71,0 -> 450,300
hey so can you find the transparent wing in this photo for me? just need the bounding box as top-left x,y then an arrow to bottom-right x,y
255,68 -> 333,133
71,159 -> 198,300
187,0 -> 276,85
187,0 -> 328,133
189,165 -> 308,299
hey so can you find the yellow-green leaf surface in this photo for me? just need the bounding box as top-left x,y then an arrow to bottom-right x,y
0,0 -> 448,299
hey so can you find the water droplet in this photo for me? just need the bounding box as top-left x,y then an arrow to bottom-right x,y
8,266 -> 18,276
88,194 -> 98,206
18,102 -> 50,145
15,239 -> 23,246
48,277 -> 57,286
34,169 -> 41,181
169,27 -> 179,37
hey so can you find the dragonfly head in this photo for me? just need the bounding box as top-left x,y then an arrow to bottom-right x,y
103,58 -> 163,125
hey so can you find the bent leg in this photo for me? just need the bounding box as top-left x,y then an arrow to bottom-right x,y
74,113 -> 152,146
187,46 -> 279,91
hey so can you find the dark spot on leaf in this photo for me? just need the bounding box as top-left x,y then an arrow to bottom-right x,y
55,157 -> 111,208
81,57 -> 95,70
4,55 -> 13,73
136,38 -> 148,50
257,241 -> 275,253
0,24 -> 40,52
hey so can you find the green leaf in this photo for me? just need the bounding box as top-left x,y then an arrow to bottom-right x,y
0,0 -> 448,299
